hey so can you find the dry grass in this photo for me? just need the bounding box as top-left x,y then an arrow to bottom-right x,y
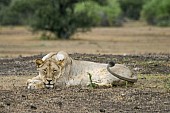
0,25 -> 170,57
0,74 -> 169,91
0,75 -> 34,90
136,74 -> 170,92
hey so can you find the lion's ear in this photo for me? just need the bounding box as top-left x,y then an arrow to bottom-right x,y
57,59 -> 64,67
56,53 -> 65,61
55,53 -> 65,67
35,59 -> 44,68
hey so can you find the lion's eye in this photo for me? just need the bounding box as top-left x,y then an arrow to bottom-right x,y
53,70 -> 57,73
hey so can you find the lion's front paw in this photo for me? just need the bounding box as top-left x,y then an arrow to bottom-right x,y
27,79 -> 45,89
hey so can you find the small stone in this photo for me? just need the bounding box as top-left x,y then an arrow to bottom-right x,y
30,105 -> 37,110
57,102 -> 62,109
121,93 -> 126,96
21,95 -> 26,97
6,102 -> 10,106
99,109 -> 105,112
134,106 -> 141,109
0,102 -> 5,108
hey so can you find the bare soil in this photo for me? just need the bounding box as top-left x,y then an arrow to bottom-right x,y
0,53 -> 170,113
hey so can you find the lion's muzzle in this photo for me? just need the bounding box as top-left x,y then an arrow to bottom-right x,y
45,84 -> 54,89
44,80 -> 54,88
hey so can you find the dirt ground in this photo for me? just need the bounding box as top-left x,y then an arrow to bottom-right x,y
0,54 -> 170,113
0,24 -> 170,112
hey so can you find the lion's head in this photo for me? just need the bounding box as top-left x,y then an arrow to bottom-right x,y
35,51 -> 72,88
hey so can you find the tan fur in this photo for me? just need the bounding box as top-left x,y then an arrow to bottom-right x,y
27,51 -> 137,89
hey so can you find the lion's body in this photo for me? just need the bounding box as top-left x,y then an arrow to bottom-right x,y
63,60 -> 130,86
27,51 -> 137,89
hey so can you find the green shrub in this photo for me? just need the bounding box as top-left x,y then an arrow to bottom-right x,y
142,0 -> 170,26
0,0 -> 11,10
118,0 -> 147,20
0,0 -> 37,25
6,0 -> 108,39
0,0 -> 21,25
0,7 -> 21,25
75,0 -> 122,26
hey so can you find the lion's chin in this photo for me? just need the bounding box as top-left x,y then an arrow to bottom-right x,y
45,84 -> 54,89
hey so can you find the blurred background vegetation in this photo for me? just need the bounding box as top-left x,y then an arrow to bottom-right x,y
0,0 -> 170,39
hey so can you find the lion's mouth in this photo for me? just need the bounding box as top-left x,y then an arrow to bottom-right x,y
44,83 -> 54,89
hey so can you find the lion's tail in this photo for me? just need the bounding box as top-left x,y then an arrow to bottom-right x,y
107,61 -> 137,83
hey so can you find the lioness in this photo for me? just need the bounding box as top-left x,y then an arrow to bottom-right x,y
27,51 -> 137,89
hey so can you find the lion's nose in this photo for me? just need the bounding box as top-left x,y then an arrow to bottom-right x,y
47,79 -> 52,83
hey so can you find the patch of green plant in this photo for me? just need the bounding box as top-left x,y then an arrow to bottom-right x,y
40,32 -> 56,40
164,77 -> 170,92
87,72 -> 98,89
